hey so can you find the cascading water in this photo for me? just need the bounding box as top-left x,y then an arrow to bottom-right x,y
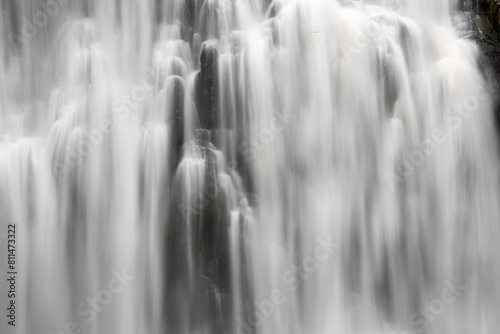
0,0 -> 499,333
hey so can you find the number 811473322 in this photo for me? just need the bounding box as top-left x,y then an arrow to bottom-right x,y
7,224 -> 16,272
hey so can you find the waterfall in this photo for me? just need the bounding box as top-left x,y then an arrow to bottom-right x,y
0,0 -> 499,333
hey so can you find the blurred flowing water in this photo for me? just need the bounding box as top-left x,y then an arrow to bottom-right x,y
1,0 -> 499,333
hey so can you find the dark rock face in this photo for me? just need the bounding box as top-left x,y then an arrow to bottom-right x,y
165,75 -> 185,172
168,76 -> 185,151
487,0 -> 500,39
162,39 -> 255,333
164,141 -> 235,333
476,3 -> 500,131
376,51 -> 399,117
196,42 -> 219,130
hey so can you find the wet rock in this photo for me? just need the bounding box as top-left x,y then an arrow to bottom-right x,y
376,51 -> 399,116
165,75 -> 185,169
164,142 -> 236,333
476,5 -> 500,130
168,76 -> 185,145
196,42 -> 219,130
487,0 -> 500,39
